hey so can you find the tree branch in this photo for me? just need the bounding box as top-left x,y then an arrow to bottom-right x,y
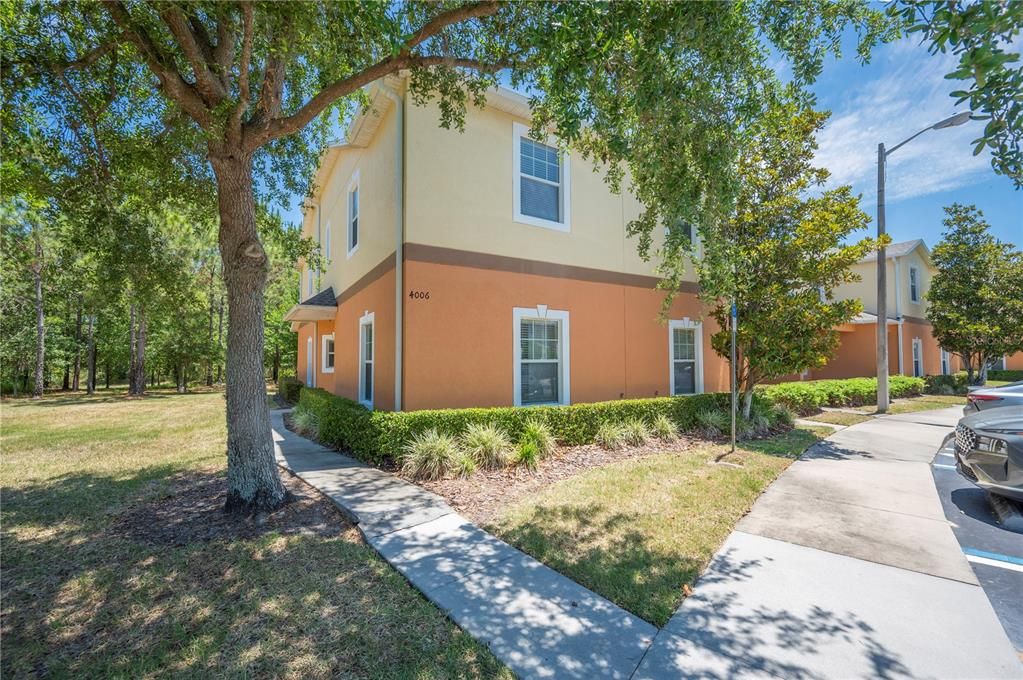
159,5 -> 226,104
103,0 -> 212,129
405,1 -> 501,49
227,3 -> 254,144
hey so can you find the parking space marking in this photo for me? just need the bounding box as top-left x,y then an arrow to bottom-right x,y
964,547 -> 1023,573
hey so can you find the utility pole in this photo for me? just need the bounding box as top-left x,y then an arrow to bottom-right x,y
876,142 -> 889,413
730,301 -> 737,454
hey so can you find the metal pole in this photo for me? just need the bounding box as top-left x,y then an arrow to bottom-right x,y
876,143 -> 889,413
730,300 -> 737,453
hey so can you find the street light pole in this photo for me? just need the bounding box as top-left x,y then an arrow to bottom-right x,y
875,111 -> 971,413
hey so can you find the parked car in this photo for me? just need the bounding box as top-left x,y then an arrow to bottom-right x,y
964,380 -> 1023,415
954,406 -> 1023,502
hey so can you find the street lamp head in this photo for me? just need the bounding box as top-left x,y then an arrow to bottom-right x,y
932,111 -> 973,129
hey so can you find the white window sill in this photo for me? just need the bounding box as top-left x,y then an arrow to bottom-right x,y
322,367 -> 334,374
347,244 -> 359,259
514,213 -> 570,233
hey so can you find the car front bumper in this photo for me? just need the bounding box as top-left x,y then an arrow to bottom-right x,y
955,440 -> 1023,502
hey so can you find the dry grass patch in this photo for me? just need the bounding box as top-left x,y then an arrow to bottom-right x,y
1,390 -> 509,679
485,427 -> 825,627
805,410 -> 874,426
855,394 -> 966,415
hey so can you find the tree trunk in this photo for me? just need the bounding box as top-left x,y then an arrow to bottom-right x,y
130,311 -> 147,395
742,382 -> 755,420
129,302 -> 137,391
63,364 -> 70,390
207,265 -> 215,386
216,290 -> 224,383
86,315 -> 96,395
273,344 -> 280,383
32,232 -> 44,399
978,360 -> 989,386
72,299 -> 82,390
177,363 -> 186,393
211,152 -> 289,515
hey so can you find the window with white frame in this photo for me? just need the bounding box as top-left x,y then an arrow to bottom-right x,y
669,319 -> 703,395
514,307 -> 570,406
941,348 -> 950,375
358,312 -> 374,407
912,338 -> 923,377
513,123 -> 570,231
347,171 -> 360,256
909,266 -> 919,303
321,333 -> 335,373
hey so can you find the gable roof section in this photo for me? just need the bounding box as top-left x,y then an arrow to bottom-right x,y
300,287 -> 337,307
859,239 -> 931,264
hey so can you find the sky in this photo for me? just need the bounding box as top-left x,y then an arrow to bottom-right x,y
281,30 -> 1022,250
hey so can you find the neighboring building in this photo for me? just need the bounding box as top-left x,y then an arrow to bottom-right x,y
285,76 -> 729,411
806,239 -> 965,381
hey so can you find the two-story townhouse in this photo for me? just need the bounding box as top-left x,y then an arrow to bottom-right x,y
807,239 -> 967,380
284,75 -> 730,411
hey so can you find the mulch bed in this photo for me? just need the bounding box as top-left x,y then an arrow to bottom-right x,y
417,437 -> 698,525
114,468 -> 354,546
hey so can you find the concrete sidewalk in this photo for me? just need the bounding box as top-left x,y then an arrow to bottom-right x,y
637,406 -> 1022,679
270,410 -> 655,679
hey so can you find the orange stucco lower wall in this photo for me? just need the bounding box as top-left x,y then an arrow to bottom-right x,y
1006,353 -> 1023,371
296,319 -> 336,391
401,260 -> 726,410
806,324 -> 879,380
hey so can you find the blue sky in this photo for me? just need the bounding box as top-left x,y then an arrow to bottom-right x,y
281,32 -> 1022,249
808,35 -> 1022,249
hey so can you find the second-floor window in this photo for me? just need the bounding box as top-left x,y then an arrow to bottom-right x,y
347,171 -> 360,256
909,266 -> 919,302
513,123 -> 570,231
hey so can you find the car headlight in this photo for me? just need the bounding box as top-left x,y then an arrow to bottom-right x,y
975,435 -> 1007,454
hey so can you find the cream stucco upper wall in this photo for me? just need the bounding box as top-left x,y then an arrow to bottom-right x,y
302,97 -> 400,299
834,244 -> 934,319
405,96 -> 687,280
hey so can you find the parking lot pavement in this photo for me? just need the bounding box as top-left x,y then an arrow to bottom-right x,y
932,437 -> 1023,653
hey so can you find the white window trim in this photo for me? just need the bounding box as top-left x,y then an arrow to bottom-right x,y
668,318 -> 705,395
321,333 -> 335,374
347,170 -> 360,258
909,266 -> 919,303
940,348 -> 950,375
513,306 -> 571,406
306,336 -> 314,386
912,337 -> 923,377
512,122 -> 571,232
358,311 -> 374,409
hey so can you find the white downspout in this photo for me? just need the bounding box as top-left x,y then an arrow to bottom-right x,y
379,79 -> 405,411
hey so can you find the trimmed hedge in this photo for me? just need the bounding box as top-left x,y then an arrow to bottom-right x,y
278,376 -> 303,403
297,388 -> 773,465
989,369 -> 1023,382
761,376 -> 925,414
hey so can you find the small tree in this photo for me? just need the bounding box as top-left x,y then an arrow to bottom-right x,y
696,98 -> 876,418
928,204 -> 1023,385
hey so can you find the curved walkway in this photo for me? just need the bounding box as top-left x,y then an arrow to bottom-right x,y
637,406 -> 1022,679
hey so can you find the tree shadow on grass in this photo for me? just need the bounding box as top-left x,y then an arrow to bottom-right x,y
2,469 -> 505,679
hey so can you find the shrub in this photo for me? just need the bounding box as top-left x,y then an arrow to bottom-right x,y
514,441 -> 540,470
761,376 -> 925,414
621,418 -> 650,446
770,404 -> 796,428
595,421 -> 626,450
520,418 -> 556,458
926,374 -> 966,395
278,376 -> 302,403
460,422 -> 513,468
297,388 -> 775,466
650,413 -> 679,441
400,429 -> 458,481
290,405 -> 319,439
989,369 -> 1023,382
696,408 -> 729,437
454,451 -> 477,478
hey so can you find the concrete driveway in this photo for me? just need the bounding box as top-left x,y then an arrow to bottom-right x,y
637,406 -> 1022,679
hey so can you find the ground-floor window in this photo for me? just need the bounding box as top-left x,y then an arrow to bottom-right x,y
359,312 -> 374,408
940,348 -> 950,375
912,338 -> 923,377
306,336 -> 314,386
669,319 -> 703,395
321,333 -> 335,373
513,306 -> 570,406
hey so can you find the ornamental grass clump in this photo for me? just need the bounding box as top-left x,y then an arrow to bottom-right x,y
621,418 -> 650,446
651,413 -> 679,441
695,408 -> 730,438
290,405 -> 319,440
460,422 -> 513,468
520,418 -> 556,458
595,421 -> 626,450
514,441 -> 540,470
453,451 -> 477,478
401,429 -> 459,480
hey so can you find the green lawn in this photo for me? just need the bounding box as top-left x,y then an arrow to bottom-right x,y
1,390 -> 508,679
803,410 -> 874,427
486,426 -> 825,627
855,393 -> 966,415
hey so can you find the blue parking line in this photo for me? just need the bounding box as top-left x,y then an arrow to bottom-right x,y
963,547 -> 1023,566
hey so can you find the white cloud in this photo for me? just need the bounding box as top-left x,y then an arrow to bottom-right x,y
813,37 -> 993,204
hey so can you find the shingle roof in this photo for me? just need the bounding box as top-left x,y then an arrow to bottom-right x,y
299,287 -> 337,307
859,239 -> 927,263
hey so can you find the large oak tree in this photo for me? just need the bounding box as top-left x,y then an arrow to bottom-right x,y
5,1 -> 904,514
